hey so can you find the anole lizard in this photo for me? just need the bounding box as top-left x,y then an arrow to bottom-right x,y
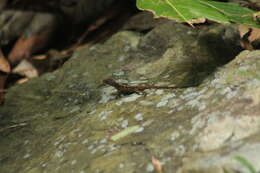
103,78 -> 190,96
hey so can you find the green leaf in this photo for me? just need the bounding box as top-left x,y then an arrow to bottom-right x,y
136,0 -> 260,28
234,156 -> 257,173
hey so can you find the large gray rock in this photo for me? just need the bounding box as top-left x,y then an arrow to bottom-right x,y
1,14 -> 259,173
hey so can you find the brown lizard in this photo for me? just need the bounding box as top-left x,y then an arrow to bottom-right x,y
103,78 -> 190,96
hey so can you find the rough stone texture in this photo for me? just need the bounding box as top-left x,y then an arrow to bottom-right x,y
0,14 -> 259,173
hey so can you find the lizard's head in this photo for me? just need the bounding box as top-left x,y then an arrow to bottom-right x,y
103,78 -> 116,85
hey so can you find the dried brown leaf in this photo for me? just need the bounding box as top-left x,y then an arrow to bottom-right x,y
190,17 -> 206,24
152,156 -> 163,173
8,32 -> 51,64
0,49 -> 11,73
239,24 -> 260,42
239,24 -> 260,50
16,78 -> 29,84
12,59 -> 38,78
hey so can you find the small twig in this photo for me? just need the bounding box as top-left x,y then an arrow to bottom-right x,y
0,122 -> 28,133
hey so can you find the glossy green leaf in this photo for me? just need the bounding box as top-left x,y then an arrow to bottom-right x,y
136,0 -> 260,28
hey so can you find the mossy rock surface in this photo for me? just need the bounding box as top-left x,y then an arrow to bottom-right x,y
0,15 -> 259,173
